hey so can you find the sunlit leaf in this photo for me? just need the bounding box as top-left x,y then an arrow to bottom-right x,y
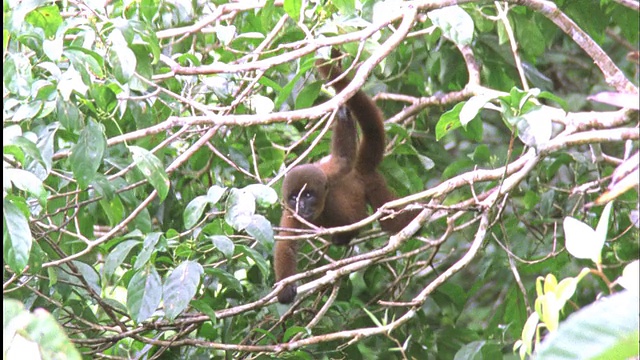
130,146 -> 170,201
283,0 -> 302,21
563,217 -> 603,263
209,235 -> 235,259
163,261 -> 203,321
70,120 -> 106,189
536,291 -> 640,359
127,265 -> 162,323
617,260 -> 639,295
3,197 -> 32,273
428,6 -> 474,45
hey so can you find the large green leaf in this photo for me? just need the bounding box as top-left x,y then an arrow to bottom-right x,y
163,261 -> 203,321
130,146 -> 170,201
3,197 -> 32,273
127,265 -> 163,323
3,299 -> 82,360
536,291 -> 640,360
4,168 -> 47,206
69,120 -> 106,189
104,240 -> 140,278
428,6 -> 474,45
225,188 -> 256,231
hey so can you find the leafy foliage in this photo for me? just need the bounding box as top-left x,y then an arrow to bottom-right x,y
3,0 -> 638,359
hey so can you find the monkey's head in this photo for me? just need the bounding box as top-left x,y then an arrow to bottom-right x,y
282,164 -> 328,221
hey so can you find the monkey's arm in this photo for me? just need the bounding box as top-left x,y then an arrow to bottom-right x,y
316,50 -> 386,173
319,106 -> 357,181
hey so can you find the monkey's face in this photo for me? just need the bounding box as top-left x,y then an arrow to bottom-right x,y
283,164 -> 328,221
286,186 -> 325,220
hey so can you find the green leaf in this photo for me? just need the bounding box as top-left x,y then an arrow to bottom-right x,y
184,195 -> 210,229
92,84 -> 117,114
283,0 -> 302,22
257,76 -> 283,93
113,19 -> 161,64
3,197 -> 32,273
127,265 -> 163,323
4,168 -> 47,206
209,235 -> 235,259
3,299 -> 82,360
472,144 -> 491,163
442,157 -> 474,180
56,98 -> 82,131
133,232 -> 162,270
64,46 -> 105,78
330,0 -> 356,15
13,101 -> 42,122
295,81 -> 322,110
241,184 -> 278,206
514,14 -> 545,58
283,326 -> 310,342
428,6 -> 474,45
70,120 -> 106,189
90,174 -> 115,200
554,276 -> 580,305
516,107 -> 553,148
536,291 -> 640,360
207,185 -> 227,205
73,261 -> 102,295
204,267 -> 243,294
274,57 -> 316,109
104,240 -> 140,278
362,307 -> 383,327
225,189 -> 256,231
4,53 -> 33,97
417,154 -> 435,171
523,190 -> 540,211
538,91 -> 568,110
99,192 -> 125,226
130,146 -> 170,201
460,95 -> 495,126
245,214 -> 274,246
190,299 -> 217,322
436,102 -> 464,140
163,261 -> 204,321
25,5 -> 63,38
454,340 -> 498,360
108,29 -> 137,83
235,245 -> 270,278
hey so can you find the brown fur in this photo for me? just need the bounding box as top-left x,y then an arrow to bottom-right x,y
274,50 -> 418,304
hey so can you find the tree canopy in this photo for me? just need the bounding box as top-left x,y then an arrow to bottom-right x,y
3,0 -> 639,359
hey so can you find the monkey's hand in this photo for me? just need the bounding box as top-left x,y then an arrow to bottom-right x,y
277,283 -> 297,304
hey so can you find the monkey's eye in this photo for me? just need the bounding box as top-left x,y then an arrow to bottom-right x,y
303,192 -> 313,199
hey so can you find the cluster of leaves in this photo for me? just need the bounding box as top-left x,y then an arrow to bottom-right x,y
3,0 -> 638,359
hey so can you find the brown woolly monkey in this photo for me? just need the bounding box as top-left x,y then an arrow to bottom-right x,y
274,50 -> 418,304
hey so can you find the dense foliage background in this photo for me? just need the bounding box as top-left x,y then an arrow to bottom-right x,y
3,0 -> 639,359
